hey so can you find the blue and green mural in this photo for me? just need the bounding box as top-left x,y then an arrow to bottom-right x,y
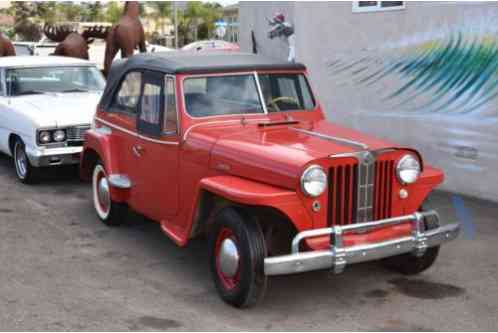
327,31 -> 498,116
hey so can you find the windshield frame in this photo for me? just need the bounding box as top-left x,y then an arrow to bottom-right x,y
181,70 -> 317,120
4,65 -> 105,97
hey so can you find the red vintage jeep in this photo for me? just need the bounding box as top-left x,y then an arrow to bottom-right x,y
80,52 -> 460,307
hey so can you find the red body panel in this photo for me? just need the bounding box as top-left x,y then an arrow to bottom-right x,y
81,70 -> 444,249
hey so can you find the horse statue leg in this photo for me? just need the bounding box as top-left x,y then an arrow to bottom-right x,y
103,29 -> 119,76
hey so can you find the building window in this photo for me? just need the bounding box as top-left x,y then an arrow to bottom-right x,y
352,1 -> 405,13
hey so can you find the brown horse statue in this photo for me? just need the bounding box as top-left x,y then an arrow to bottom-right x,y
44,25 -> 109,60
0,33 -> 16,57
103,1 -> 146,75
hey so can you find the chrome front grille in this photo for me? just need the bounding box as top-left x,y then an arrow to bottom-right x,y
66,125 -> 90,141
356,157 -> 375,223
328,154 -> 394,226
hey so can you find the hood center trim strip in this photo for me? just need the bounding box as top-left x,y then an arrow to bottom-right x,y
290,127 -> 369,150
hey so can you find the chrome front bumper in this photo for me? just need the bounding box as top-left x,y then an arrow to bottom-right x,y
25,145 -> 83,167
264,210 -> 460,276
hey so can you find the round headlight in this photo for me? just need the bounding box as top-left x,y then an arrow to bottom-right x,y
39,131 -> 51,144
301,165 -> 327,197
397,154 -> 421,184
53,130 -> 66,142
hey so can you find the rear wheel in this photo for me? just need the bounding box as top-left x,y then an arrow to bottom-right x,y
208,207 -> 267,308
13,139 -> 38,184
383,211 -> 440,275
92,162 -> 127,226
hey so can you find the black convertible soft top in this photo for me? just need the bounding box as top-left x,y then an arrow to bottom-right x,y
101,51 -> 307,108
113,51 -> 306,76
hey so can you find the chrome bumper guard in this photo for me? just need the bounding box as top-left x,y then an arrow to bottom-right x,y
264,210 -> 460,276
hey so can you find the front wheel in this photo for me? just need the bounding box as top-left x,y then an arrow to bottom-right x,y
208,207 -> 267,308
13,139 -> 38,184
383,212 -> 440,275
92,162 -> 127,226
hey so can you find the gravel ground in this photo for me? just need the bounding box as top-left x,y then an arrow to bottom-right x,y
0,153 -> 497,331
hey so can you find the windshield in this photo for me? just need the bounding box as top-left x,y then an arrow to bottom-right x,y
258,73 -> 315,112
184,74 -> 264,117
183,73 -> 315,117
14,45 -> 33,56
6,66 -> 105,96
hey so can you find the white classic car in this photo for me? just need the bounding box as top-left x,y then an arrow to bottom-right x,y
0,56 -> 105,183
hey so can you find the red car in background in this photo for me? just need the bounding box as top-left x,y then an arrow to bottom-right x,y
80,51 -> 460,308
181,40 -> 239,52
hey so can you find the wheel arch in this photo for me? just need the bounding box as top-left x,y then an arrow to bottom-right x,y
79,129 -> 117,182
8,133 -> 22,156
188,176 -> 309,252
80,147 -> 100,181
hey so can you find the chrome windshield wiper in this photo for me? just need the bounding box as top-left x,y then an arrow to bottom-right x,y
61,88 -> 89,93
12,90 -> 47,96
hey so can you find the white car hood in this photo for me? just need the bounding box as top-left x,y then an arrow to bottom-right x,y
11,92 -> 101,128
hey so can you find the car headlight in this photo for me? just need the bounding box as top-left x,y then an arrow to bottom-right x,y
301,165 -> 327,197
397,154 -> 421,184
39,131 -> 51,144
53,129 -> 66,142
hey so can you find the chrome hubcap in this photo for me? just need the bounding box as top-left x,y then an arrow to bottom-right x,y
15,145 -> 27,178
98,177 -> 110,210
219,238 -> 240,278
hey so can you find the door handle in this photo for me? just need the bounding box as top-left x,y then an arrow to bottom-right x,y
132,145 -> 145,157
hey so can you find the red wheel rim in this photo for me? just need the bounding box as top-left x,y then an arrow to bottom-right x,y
215,227 -> 241,290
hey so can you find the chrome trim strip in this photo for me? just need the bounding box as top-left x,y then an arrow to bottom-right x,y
291,127 -> 369,150
94,117 -> 180,146
264,211 -> 460,276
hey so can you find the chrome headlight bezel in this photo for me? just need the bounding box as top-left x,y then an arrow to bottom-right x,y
396,154 -> 421,185
300,165 -> 327,197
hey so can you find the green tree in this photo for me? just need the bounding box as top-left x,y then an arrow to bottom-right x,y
105,2 -> 122,24
150,2 -> 171,36
35,3 -> 57,25
85,2 -> 105,22
177,2 -> 222,44
56,2 -> 82,22
12,2 -> 41,41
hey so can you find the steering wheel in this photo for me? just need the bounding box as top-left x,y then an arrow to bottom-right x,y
267,96 -> 300,112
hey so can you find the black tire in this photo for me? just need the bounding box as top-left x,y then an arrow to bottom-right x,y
208,207 -> 267,308
383,212 -> 440,275
92,162 -> 127,226
13,139 -> 38,184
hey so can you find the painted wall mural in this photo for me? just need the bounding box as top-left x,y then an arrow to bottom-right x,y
327,31 -> 498,116
325,20 -> 498,201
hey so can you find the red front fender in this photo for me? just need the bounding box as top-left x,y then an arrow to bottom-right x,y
80,128 -> 129,203
198,175 -> 313,231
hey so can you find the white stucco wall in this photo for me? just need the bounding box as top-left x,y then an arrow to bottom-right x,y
239,1 -> 498,202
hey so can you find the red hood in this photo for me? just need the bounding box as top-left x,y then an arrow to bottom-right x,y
187,119 -> 397,190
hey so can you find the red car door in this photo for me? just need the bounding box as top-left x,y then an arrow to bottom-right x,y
132,71 -> 180,222
99,70 -> 143,208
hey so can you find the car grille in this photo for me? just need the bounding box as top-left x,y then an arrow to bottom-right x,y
66,125 -> 90,142
327,158 -> 395,226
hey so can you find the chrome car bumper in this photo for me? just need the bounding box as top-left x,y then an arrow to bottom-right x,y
264,210 -> 460,276
25,146 -> 83,167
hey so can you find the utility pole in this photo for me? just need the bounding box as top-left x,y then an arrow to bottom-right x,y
174,1 -> 178,49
